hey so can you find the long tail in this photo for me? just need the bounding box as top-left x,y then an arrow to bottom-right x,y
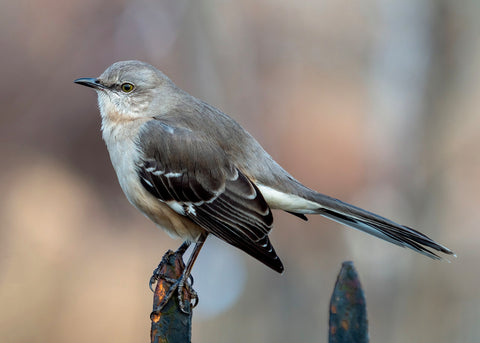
308,192 -> 454,259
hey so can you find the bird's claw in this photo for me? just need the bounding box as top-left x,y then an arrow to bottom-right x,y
177,276 -> 199,313
149,259 -> 165,292
149,273 -> 158,293
151,273 -> 198,314
150,258 -> 198,313
149,252 -> 176,292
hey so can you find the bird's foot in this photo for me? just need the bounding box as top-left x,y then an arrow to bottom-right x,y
149,251 -> 198,314
149,241 -> 191,292
149,253 -> 172,292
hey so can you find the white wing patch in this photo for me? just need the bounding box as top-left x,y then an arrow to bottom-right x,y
165,172 -> 184,178
256,184 -> 320,213
185,203 -> 196,216
167,201 -> 185,215
166,201 -> 198,217
148,169 -> 184,178
142,178 -> 154,188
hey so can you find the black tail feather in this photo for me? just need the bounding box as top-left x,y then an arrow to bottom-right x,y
311,196 -> 454,259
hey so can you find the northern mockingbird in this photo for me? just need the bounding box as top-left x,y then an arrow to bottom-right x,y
75,60 -> 453,309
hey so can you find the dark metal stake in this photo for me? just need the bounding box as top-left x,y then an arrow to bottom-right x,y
329,261 -> 369,343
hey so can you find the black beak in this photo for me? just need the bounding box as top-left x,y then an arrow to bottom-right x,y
74,77 -> 106,90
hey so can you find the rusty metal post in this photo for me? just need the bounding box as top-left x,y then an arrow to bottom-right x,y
150,250 -> 193,343
329,261 -> 369,343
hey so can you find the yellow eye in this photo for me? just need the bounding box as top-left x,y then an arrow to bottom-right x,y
121,82 -> 134,93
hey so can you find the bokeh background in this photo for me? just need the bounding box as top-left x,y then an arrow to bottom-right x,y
1,0 -> 479,342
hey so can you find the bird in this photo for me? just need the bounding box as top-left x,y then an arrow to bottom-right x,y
74,60 -> 454,310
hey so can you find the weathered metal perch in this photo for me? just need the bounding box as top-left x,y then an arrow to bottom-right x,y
150,250 -> 193,343
329,261 -> 369,343
148,256 -> 368,342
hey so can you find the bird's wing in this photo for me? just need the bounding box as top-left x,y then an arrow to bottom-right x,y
135,119 -> 284,273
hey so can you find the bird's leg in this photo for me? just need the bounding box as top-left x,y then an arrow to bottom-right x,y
151,233 -> 208,314
176,233 -> 208,313
149,240 -> 191,291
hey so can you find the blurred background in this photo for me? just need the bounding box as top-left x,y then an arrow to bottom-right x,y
0,0 -> 479,342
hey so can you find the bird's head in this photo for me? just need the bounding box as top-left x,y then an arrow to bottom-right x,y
74,60 -> 177,121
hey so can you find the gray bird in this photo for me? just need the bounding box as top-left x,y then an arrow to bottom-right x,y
75,60 -> 453,308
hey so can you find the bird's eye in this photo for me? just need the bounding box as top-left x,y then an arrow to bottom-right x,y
120,82 -> 135,93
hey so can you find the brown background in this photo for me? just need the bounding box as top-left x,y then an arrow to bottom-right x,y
0,1 -> 478,342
